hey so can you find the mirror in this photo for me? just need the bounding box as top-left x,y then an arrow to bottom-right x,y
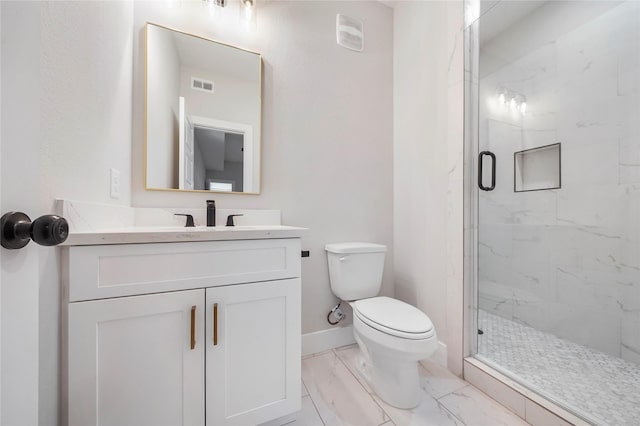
145,23 -> 261,194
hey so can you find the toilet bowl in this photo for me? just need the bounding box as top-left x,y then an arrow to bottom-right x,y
325,243 -> 438,409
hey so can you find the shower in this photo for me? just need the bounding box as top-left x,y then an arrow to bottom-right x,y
465,1 -> 640,424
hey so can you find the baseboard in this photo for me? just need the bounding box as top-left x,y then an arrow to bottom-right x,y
301,325 -> 356,356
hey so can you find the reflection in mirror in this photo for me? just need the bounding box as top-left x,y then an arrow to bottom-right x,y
145,23 -> 261,194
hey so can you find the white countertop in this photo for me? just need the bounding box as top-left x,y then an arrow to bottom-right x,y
62,225 -> 308,246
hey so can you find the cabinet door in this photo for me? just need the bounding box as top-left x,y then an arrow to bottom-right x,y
206,279 -> 301,425
68,290 -> 205,426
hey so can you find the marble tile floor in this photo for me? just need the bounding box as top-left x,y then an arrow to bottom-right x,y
478,309 -> 640,426
281,344 -> 529,426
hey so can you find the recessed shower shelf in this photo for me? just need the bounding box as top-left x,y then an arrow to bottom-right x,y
514,143 -> 561,192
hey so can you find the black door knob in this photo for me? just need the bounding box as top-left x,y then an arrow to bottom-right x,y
1,212 -> 69,250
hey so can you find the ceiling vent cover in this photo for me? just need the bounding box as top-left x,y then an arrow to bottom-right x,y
191,77 -> 214,93
336,14 -> 364,52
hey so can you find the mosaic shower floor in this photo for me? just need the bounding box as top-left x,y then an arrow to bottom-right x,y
477,310 -> 640,426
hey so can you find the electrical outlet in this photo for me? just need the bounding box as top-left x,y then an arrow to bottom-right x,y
110,168 -> 120,199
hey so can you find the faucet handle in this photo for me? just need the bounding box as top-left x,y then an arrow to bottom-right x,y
174,214 -> 195,227
225,214 -> 244,227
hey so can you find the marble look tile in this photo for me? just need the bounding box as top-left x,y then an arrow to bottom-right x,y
334,345 -> 373,394
477,309 -> 640,424
508,190 -> 557,226
524,400 -> 572,426
301,352 -> 388,426
554,265 -> 629,313
621,281 -> 640,315
438,385 -> 529,426
621,316 -> 640,363
478,287 -> 513,320
478,281 -> 514,320
546,307 -> 621,357
279,396 -> 324,426
619,135 -> 640,184
373,393 -> 463,426
419,361 -> 467,400
302,349 -> 333,360
463,361 -> 526,418
556,185 -> 627,229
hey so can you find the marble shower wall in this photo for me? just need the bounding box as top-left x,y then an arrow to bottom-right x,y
477,2 -> 640,364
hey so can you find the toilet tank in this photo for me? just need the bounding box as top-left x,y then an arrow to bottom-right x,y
325,242 -> 387,301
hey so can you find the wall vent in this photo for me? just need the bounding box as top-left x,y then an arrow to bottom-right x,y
191,77 -> 214,93
336,14 -> 364,52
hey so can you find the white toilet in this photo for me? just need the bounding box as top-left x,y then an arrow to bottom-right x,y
325,242 -> 438,409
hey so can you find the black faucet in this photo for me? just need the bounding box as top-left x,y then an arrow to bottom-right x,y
206,200 -> 216,227
226,214 -> 244,227
174,214 -> 195,227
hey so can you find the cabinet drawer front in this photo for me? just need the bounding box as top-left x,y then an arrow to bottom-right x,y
68,239 -> 301,301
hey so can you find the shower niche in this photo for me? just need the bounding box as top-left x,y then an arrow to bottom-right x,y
514,143 -> 561,192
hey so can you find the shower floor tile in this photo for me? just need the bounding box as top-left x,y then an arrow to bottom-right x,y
478,310 -> 640,426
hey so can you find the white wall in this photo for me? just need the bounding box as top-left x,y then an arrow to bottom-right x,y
3,4 -> 394,420
147,24 -> 181,188
179,65 -> 260,133
132,1 -> 395,334
393,0 -> 465,374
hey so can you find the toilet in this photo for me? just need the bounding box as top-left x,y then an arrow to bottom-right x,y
325,242 -> 438,409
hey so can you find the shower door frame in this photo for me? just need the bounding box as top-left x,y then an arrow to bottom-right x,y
461,1 -> 598,424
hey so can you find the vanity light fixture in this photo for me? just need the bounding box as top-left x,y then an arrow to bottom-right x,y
240,0 -> 257,32
203,0 -> 225,18
497,87 -> 527,116
203,0 -> 226,7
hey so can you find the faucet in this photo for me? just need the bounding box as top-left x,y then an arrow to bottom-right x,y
226,214 -> 244,227
206,200 -> 216,227
174,214 -> 195,227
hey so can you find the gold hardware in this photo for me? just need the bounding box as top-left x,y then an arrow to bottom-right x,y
213,303 -> 218,346
190,305 -> 196,350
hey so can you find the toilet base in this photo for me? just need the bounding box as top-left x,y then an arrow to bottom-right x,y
371,352 -> 422,409
351,308 -> 438,410
354,336 -> 422,409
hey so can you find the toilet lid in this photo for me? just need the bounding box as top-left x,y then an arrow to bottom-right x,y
353,297 -> 434,340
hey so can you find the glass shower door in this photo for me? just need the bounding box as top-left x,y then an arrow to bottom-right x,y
473,1 -> 640,424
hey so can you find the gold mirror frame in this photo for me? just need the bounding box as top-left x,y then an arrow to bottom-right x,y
144,22 -> 263,195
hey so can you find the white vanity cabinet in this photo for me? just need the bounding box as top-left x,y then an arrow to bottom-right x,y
62,237 -> 302,426
67,289 -> 206,426
206,279 -> 300,426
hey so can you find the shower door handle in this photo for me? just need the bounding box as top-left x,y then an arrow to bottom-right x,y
478,151 -> 496,191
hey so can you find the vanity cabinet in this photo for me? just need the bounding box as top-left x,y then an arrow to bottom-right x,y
62,238 -> 302,426
206,279 -> 300,426
67,289 -> 206,426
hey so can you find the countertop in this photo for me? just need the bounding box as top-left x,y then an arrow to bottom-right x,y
62,225 -> 308,246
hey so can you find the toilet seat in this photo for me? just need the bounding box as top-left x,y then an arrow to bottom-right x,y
353,297 -> 435,340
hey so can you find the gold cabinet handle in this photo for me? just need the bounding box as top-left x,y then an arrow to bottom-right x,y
190,305 -> 196,350
213,303 -> 218,346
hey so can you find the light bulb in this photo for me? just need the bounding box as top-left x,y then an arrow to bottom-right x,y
499,93 -> 505,104
520,101 -> 527,115
509,98 -> 516,110
240,0 -> 256,32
